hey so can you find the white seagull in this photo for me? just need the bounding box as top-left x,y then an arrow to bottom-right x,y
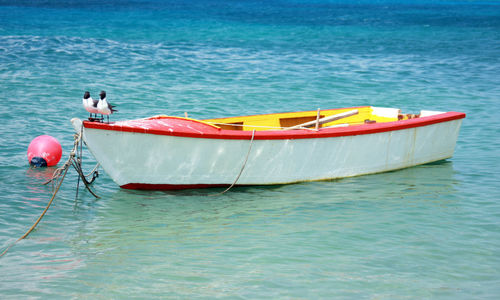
82,91 -> 99,119
97,90 -> 117,122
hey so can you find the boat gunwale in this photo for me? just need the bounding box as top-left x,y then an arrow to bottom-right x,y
82,111 -> 466,140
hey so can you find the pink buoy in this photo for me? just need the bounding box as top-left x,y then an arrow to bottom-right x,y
27,135 -> 62,167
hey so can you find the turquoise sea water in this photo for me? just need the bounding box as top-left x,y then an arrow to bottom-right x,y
1,0 -> 499,298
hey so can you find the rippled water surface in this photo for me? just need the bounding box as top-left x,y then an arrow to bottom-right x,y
1,0 -> 499,298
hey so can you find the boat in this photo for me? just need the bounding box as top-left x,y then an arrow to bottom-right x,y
71,106 -> 465,190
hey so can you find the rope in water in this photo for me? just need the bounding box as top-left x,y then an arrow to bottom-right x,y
209,129 -> 256,196
0,131 -> 99,258
0,166 -> 69,258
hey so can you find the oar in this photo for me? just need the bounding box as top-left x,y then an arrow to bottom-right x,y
284,109 -> 358,130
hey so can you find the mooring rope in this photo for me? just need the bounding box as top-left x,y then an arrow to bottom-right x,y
84,163 -> 100,179
209,129 -> 256,196
0,130 -> 99,258
0,166 -> 69,258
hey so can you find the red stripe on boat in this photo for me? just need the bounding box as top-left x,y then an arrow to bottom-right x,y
83,111 -> 466,140
121,183 -> 229,190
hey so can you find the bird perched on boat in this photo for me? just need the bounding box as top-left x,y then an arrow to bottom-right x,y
97,90 -> 117,123
82,91 -> 99,120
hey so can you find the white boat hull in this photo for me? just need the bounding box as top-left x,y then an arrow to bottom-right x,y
73,115 -> 463,189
